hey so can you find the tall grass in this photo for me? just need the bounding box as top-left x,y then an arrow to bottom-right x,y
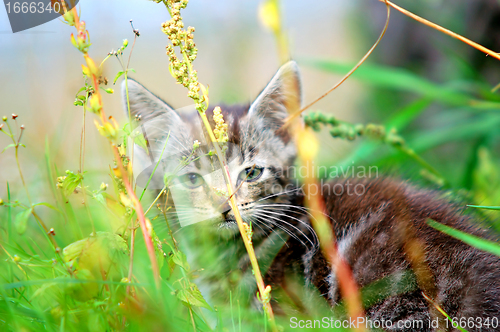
1,1 -> 500,332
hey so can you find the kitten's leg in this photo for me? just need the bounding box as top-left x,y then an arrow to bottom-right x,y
367,291 -> 432,332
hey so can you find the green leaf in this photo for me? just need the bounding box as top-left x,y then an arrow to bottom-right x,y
385,99 -> 432,131
101,87 -> 114,94
341,114 -> 500,170
409,115 -> 500,152
140,132 -> 169,201
131,130 -> 148,151
122,123 -> 131,135
7,182 -> 12,236
15,208 -> 33,234
113,71 -> 124,85
63,232 -> 129,281
62,172 -> 83,197
169,250 -> 190,272
427,219 -> 500,257
336,98 -> 431,169
1,144 -> 16,153
33,202 -> 62,214
467,205 -> 500,211
302,58 -> 500,109
93,193 -> 106,205
471,147 -> 500,211
177,282 -> 212,310
151,230 -> 165,272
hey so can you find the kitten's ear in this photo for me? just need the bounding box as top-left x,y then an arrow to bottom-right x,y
247,61 -> 303,135
122,78 -> 180,124
121,79 -> 188,159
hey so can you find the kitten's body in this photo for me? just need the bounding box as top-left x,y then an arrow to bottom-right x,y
124,62 -> 500,331
304,178 -> 500,331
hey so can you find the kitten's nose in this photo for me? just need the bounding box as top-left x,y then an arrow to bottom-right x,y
217,200 -> 231,214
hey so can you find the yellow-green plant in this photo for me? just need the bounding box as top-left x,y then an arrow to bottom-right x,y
158,0 -> 277,328
63,6 -> 160,286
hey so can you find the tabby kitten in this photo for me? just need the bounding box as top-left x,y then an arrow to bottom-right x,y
123,62 -> 500,332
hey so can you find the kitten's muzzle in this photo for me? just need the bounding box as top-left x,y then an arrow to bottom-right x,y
215,199 -> 231,214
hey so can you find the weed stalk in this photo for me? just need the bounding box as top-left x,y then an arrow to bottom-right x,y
160,0 -> 277,328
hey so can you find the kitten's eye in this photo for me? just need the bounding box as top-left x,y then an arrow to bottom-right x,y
179,172 -> 204,188
238,167 -> 264,183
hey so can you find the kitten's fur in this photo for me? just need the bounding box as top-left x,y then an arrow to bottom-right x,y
123,62 -> 500,331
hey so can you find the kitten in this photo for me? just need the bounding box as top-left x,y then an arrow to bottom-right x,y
123,62 -> 500,331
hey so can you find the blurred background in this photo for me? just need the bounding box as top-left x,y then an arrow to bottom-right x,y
2,1 -> 500,330
0,0 -> 357,201
1,0 -> 500,227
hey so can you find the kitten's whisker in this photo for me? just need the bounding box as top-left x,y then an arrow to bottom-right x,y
247,216 -> 272,238
258,203 -> 333,242
255,208 -> 319,250
255,188 -> 302,203
258,203 -> 331,223
249,215 -> 288,247
253,213 -> 304,247
256,204 -> 314,220
253,210 -> 310,248
260,206 -> 319,244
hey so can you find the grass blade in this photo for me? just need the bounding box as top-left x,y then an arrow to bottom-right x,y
467,205 -> 500,211
427,219 -> 500,257
302,58 -> 500,109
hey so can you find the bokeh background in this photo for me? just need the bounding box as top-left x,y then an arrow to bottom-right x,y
1,0 -> 500,237
0,0 -> 356,201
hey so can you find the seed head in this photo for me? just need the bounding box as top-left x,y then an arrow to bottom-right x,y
213,107 -> 228,144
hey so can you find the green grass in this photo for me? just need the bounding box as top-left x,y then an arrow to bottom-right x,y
1,1 -> 500,332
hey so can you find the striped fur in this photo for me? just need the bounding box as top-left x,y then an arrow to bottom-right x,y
124,62 -> 500,331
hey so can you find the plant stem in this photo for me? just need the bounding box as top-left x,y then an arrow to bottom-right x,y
15,146 -> 31,205
112,146 -> 159,288
298,129 -> 365,332
161,1 -> 276,327
282,0 -> 391,129
126,223 -> 136,296
79,179 -> 96,235
161,192 -> 178,251
198,109 -> 277,328
381,0 -> 500,61
64,6 -> 160,286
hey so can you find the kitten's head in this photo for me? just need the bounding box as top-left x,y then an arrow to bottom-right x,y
123,61 -> 308,240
